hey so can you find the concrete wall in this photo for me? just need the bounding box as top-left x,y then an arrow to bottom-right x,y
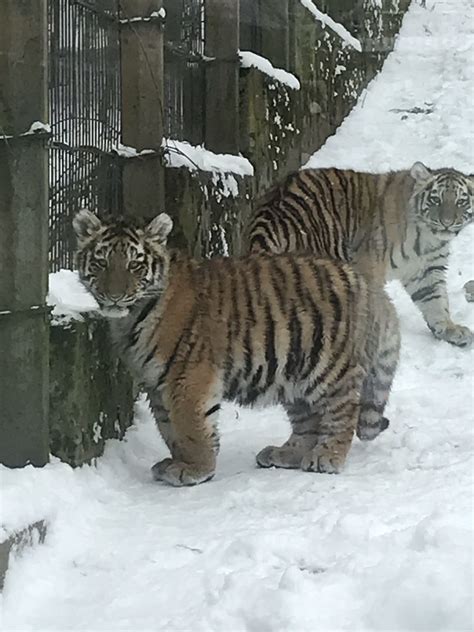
49,318 -> 135,466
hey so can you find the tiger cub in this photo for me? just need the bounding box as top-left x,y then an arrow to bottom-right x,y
245,162 -> 473,347
74,210 -> 400,487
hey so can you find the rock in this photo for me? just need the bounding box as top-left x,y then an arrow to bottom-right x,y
464,280 -> 474,303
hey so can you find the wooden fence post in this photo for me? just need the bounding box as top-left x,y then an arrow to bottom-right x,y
204,0 -> 240,154
119,0 -> 165,217
260,0 -> 289,70
0,0 -> 49,467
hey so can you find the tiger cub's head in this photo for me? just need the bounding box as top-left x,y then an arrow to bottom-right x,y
73,210 -> 173,318
410,162 -> 473,234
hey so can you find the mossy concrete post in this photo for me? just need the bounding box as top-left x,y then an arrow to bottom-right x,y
204,0 -> 240,154
0,0 -> 49,467
120,0 -> 165,218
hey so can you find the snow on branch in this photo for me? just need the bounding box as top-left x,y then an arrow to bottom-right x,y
238,51 -> 301,90
299,0 -> 362,52
163,139 -> 254,176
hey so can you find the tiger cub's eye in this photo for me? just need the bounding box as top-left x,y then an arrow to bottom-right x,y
456,197 -> 469,208
90,259 -> 106,272
129,261 -> 145,273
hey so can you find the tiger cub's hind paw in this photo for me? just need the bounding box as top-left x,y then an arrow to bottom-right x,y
357,416 -> 390,441
431,322 -> 473,347
151,458 -> 215,487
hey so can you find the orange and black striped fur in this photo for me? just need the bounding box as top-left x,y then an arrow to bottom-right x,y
245,162 -> 473,347
74,210 -> 400,487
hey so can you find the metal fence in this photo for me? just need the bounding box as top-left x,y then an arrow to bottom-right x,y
163,0 -> 206,144
48,0 -> 122,271
46,0 -> 351,270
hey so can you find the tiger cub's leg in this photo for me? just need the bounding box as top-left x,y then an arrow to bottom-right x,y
300,369 -> 363,474
148,389 -> 176,453
357,309 -> 400,441
256,400 -> 320,469
402,263 -> 473,347
151,368 -> 221,487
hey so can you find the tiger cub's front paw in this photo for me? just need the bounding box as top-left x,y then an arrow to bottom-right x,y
151,458 -> 215,486
431,322 -> 473,347
300,447 -> 345,474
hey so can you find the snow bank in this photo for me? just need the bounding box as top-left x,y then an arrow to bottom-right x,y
47,269 -> 98,322
299,0 -> 362,52
163,139 -> 254,176
304,0 -> 474,174
239,51 -> 301,90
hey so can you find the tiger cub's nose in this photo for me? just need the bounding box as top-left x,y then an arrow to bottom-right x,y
109,293 -> 124,303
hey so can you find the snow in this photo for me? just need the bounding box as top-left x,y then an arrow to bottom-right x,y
1,1 -> 474,630
112,142 -> 156,159
1,121 -> 51,139
299,0 -> 362,52
304,1 -> 473,174
114,140 -> 254,181
119,9 -> 166,24
239,51 -> 301,90
163,139 -> 254,176
47,270 -> 98,323
27,121 -> 51,135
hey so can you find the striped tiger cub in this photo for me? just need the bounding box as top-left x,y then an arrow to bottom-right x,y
245,162 -> 473,347
73,210 -> 400,487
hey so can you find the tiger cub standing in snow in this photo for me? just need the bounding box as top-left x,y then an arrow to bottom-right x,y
74,210 -> 400,487
245,162 -> 473,347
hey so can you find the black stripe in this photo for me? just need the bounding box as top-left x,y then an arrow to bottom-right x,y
243,327 -> 253,379
411,286 -> 440,302
285,303 -> 302,379
414,226 -> 422,256
155,329 -> 187,387
389,244 -> 398,269
264,300 -> 277,388
134,296 -> 158,327
420,264 -> 447,280
144,344 -> 158,365
205,404 -> 221,417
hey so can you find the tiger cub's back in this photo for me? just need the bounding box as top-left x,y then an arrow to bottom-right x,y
244,167 -> 411,266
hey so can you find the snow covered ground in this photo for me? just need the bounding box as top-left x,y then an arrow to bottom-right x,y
1,0 -> 473,630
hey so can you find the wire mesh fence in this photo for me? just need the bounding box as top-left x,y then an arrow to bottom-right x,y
48,0 -> 122,272
163,0 -> 206,145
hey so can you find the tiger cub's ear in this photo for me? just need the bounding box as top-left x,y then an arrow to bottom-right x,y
145,213 -> 173,245
73,209 -> 103,243
410,162 -> 433,184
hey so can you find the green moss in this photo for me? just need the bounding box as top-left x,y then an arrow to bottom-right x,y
49,318 -> 134,466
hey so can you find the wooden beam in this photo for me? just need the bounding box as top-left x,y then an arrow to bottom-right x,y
119,0 -> 165,217
0,0 -> 49,467
204,0 -> 240,154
